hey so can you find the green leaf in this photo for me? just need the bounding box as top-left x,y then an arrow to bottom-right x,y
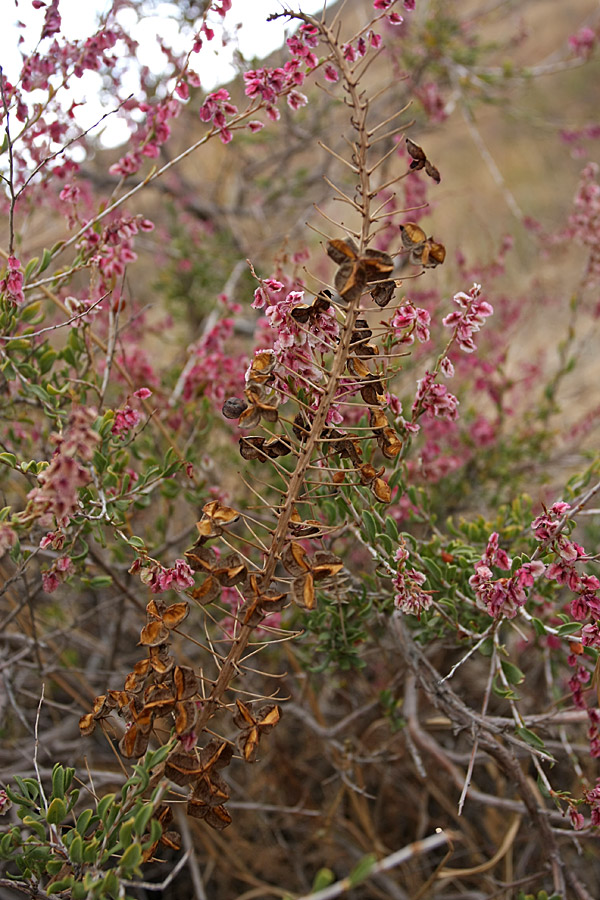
312,868 -> 335,890
0,452 -> 17,468
119,818 -> 135,847
96,794 -> 116,822
71,882 -> 87,900
47,876 -> 75,894
46,798 -> 67,825
102,870 -> 121,898
501,660 -> 525,685
362,510 -> 377,544
75,808 -> 95,836
133,804 -> 154,836
37,248 -> 53,275
128,535 -> 146,550
349,853 -> 377,887
532,617 -> 547,637
24,257 -> 40,279
22,816 -> 46,840
69,833 -> 84,864
385,516 -> 399,542
51,765 -> 65,800
556,621 -> 580,636
515,726 -> 546,751
376,532 -> 393,555
119,842 -> 143,873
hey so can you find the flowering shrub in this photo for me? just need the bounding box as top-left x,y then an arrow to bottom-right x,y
1,1 -> 600,898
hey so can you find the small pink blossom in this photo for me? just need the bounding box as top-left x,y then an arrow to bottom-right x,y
0,523 -> 17,558
568,26 -> 596,58
1,256 -> 25,306
442,283 -> 493,353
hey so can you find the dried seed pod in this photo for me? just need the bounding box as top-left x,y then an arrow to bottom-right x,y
400,223 -> 446,269
239,436 -> 268,462
370,279 -> 396,308
406,137 -> 441,183
222,397 -> 248,419
372,477 -> 392,504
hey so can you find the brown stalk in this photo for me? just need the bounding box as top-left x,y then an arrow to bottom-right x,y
194,8 -> 388,736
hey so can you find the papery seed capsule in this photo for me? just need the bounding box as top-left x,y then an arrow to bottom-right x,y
222,397 -> 248,419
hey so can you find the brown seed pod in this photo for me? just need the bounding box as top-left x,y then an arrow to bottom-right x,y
222,397 -> 248,419
400,223 -> 446,269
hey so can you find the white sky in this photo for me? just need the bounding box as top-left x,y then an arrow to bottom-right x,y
2,0 -> 326,146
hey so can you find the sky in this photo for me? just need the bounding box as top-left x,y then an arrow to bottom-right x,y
2,0 -> 327,146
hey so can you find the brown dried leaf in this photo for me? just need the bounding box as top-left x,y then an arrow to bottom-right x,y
311,551 -> 344,580
281,541 -> 310,576
203,500 -> 240,526
292,572 -> 316,610
372,477 -> 392,504
161,602 -> 189,630
139,620 -> 170,647
347,356 -> 371,379
370,279 -> 396,308
149,644 -> 174,676
191,576 -> 221,605
185,544 -> 217,572
327,237 -> 359,265
165,752 -> 205,786
173,665 -> 199,701
79,713 -> 96,736
119,724 -> 150,759
335,261 -> 366,302
143,682 -> 176,713
175,699 -> 199,737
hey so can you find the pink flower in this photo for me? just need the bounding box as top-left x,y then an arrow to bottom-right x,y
133,387 -> 152,400
287,90 -> 308,111
412,371 -> 459,421
0,523 -> 17,558
112,405 -> 142,437
568,26 -> 596,58
442,283 -> 493,353
391,302 -> 430,343
569,807 -> 585,831
1,256 -> 25,306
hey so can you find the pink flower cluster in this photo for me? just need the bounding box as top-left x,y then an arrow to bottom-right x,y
565,163 -> 600,290
393,545 -> 432,616
530,502 -> 600,621
181,298 -> 244,412
373,0 -> 408,24
415,82 -> 448,123
253,281 -> 340,408
1,257 -> 25,306
78,215 -> 154,293
42,556 -> 74,594
0,522 -> 17,558
412,370 -> 459,421
27,407 -> 99,527
584,780 -> 600,824
469,532 -> 545,619
391,301 -> 431,344
112,388 -> 152,437
64,295 -> 103,327
244,58 -> 306,123
199,88 -> 238,144
109,98 -> 184,176
135,558 -> 195,594
442,283 -> 493,353
568,26 -> 596,59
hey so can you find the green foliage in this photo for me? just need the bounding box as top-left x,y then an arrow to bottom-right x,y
0,752 -> 172,898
